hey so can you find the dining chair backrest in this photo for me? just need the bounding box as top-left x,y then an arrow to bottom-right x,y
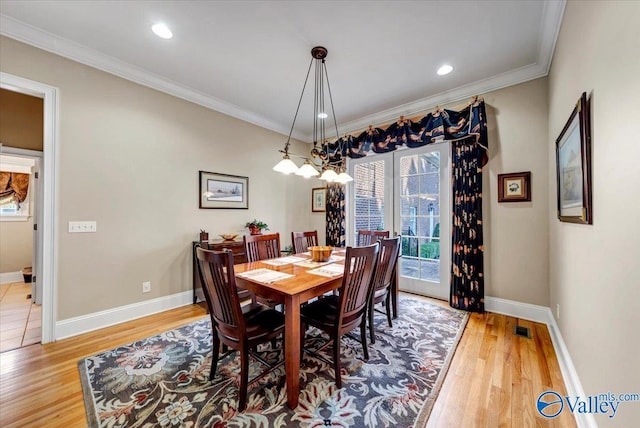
196,248 -> 245,339
356,230 -> 390,246
291,230 -> 319,254
338,243 -> 379,329
244,233 -> 281,262
371,236 -> 401,294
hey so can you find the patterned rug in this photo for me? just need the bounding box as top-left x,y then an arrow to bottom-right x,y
78,296 -> 468,427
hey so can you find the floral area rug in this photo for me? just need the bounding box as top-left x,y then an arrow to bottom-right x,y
78,296 -> 468,427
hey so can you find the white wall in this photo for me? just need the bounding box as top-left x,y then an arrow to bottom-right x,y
0,36 -> 321,319
548,1 -> 640,426
0,218 -> 33,274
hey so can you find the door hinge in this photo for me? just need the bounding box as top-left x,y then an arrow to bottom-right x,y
35,172 -> 39,179
34,224 -> 38,231
32,275 -> 36,283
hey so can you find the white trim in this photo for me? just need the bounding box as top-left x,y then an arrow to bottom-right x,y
545,311 -> 597,428
485,295 -> 550,324
0,271 -> 24,284
55,291 -> 194,340
0,72 -> 59,344
0,2 -> 566,143
484,296 -> 595,428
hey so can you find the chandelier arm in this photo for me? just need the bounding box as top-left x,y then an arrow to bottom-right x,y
285,57 -> 314,154
323,62 -> 341,144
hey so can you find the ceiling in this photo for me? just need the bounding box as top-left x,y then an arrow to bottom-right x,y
0,1 -> 565,142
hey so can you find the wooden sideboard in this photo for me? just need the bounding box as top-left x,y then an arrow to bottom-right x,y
192,238 -> 247,303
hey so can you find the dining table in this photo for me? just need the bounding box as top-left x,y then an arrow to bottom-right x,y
233,250 -> 346,409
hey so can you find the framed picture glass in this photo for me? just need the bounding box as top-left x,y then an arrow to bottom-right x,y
312,187 -> 326,212
199,171 -> 248,209
555,92 -> 592,224
498,172 -> 531,202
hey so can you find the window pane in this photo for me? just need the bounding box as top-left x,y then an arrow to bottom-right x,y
420,260 -> 440,282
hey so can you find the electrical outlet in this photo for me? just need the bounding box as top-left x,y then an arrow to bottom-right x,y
556,303 -> 560,319
142,281 -> 151,293
68,221 -> 97,233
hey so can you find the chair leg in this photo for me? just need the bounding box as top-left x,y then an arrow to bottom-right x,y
385,293 -> 393,327
369,299 -> 376,344
300,322 -> 306,359
210,332 -> 220,381
360,320 -> 369,361
238,346 -> 249,412
333,336 -> 342,389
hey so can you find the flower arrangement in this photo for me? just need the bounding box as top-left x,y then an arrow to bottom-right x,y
244,219 -> 269,235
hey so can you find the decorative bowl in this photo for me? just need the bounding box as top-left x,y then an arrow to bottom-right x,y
309,246 -> 334,262
220,234 -> 238,241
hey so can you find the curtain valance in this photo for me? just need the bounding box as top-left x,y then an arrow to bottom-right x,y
326,99 -> 488,164
0,171 -> 30,206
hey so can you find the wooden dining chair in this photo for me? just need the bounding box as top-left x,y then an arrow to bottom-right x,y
291,230 -> 319,254
244,233 -> 281,262
356,230 -> 390,246
244,233 -> 282,309
367,236 -> 401,344
299,243 -> 379,388
196,247 -> 285,412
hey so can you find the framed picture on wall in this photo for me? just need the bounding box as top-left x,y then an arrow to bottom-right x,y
312,187 -> 326,212
555,92 -> 592,224
498,172 -> 531,202
199,171 -> 248,209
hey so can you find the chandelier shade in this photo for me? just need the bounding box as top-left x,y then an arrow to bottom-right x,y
272,46 -> 352,183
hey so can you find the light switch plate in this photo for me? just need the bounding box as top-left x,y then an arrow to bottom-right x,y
68,221 -> 97,233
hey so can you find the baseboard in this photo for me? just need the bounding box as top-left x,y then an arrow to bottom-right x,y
545,310 -> 597,428
55,290 -> 193,340
0,271 -> 24,284
485,295 -> 549,324
484,295 -> 595,428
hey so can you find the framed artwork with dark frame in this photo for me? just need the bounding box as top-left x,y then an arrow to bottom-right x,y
199,171 -> 248,209
312,187 -> 326,212
498,172 -> 531,202
555,92 -> 592,224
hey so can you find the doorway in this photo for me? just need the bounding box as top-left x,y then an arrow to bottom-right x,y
1,72 -> 58,344
346,143 -> 450,299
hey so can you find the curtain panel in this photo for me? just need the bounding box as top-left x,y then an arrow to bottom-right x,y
324,100 -> 487,312
0,171 -> 30,206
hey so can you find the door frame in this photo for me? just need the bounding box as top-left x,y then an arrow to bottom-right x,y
1,72 -> 59,343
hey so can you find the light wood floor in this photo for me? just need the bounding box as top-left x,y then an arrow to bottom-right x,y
0,281 -> 41,353
0,296 -> 575,427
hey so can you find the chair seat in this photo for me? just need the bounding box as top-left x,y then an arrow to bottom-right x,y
245,307 -> 285,340
373,288 -> 388,300
300,295 -> 339,326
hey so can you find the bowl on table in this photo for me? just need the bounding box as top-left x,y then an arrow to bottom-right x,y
219,234 -> 238,241
309,246 -> 334,262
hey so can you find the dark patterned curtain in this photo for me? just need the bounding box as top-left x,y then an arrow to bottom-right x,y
325,183 -> 345,247
323,100 -> 487,312
450,136 -> 485,312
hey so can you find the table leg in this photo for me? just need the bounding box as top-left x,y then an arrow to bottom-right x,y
284,295 -> 301,409
391,266 -> 398,318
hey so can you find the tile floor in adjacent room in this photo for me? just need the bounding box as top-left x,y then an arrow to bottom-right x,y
0,281 -> 41,353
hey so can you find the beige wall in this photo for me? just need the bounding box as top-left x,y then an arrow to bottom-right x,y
0,88 -> 44,151
548,1 -> 640,426
480,78 -> 549,306
0,218 -> 33,274
0,36 -> 321,319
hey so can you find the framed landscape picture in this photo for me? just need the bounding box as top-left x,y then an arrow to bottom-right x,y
555,92 -> 592,224
199,171 -> 248,209
498,172 -> 531,202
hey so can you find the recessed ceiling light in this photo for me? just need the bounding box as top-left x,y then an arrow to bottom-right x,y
152,23 -> 173,39
437,64 -> 453,76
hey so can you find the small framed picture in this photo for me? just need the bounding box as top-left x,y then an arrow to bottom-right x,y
199,171 -> 248,209
498,172 -> 531,202
312,187 -> 326,212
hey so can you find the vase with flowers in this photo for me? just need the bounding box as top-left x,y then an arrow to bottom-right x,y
245,219 -> 269,235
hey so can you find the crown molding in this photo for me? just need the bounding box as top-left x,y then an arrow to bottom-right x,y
0,15 -> 306,142
1,1 -> 565,142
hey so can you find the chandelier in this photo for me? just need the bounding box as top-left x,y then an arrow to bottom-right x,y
272,46 -> 353,183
